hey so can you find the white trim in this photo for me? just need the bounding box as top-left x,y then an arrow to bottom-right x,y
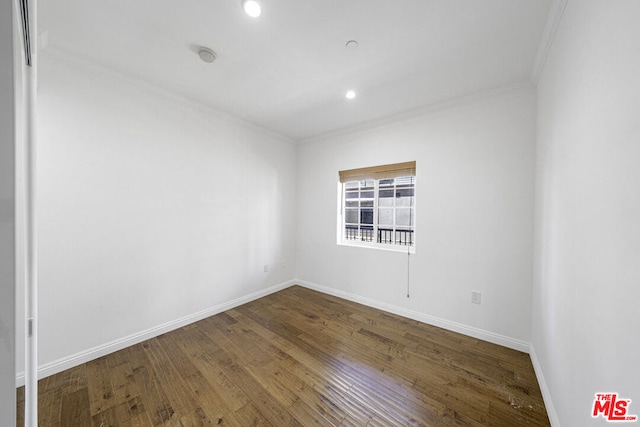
338,240 -> 416,254
339,175 -> 417,254
529,344 -> 562,427
530,0 -> 568,84
300,81 -> 534,145
15,279 -> 559,425
21,0 -> 39,424
15,280 -> 296,386
296,279 -> 530,353
39,47 -> 294,145
41,48 -> 537,146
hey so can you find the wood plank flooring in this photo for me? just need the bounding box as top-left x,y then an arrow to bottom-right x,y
16,285 -> 550,426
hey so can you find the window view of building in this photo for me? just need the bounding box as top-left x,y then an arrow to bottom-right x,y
339,162 -> 415,249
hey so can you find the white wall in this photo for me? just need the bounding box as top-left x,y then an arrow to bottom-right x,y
297,87 -> 536,348
533,1 -> 640,426
19,52 -> 297,376
1,1 -> 17,423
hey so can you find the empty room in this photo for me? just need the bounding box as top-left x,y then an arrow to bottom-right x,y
2,0 -> 639,426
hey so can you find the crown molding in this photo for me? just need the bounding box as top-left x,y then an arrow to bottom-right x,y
41,44 -> 541,147
39,46 -> 295,144
300,80 -> 535,145
531,0 -> 568,84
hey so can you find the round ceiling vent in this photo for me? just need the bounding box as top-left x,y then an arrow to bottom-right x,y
345,40 -> 359,49
198,47 -> 217,63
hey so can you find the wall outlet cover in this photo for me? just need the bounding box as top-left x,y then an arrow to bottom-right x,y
471,291 -> 482,305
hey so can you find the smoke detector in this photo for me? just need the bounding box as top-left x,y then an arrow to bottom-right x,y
198,47 -> 217,63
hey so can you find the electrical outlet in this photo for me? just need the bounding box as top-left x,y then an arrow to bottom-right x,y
263,264 -> 269,273
471,291 -> 482,305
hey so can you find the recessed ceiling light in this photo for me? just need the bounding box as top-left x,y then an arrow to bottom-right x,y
345,90 -> 357,100
198,47 -> 217,63
241,0 -> 261,18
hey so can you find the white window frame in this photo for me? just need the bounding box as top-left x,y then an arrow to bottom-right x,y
337,167 -> 416,253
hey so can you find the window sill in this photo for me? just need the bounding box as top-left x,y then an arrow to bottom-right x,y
338,240 -> 416,254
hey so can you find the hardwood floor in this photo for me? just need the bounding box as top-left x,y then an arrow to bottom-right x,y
16,286 -> 550,426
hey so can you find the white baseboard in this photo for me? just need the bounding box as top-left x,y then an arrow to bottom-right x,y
16,278 -> 558,427
295,279 -> 531,353
15,280 -> 296,387
529,344 -> 561,427
295,280 -> 562,425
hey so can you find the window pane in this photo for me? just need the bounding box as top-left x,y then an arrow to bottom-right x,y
396,188 -> 414,198
396,208 -> 413,226
342,170 -> 416,248
396,197 -> 414,207
345,209 -> 358,224
379,197 -> 393,207
396,176 -> 414,186
378,208 -> 393,226
360,226 -> 374,242
361,209 -> 373,224
345,191 -> 360,199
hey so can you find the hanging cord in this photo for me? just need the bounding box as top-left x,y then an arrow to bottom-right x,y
406,242 -> 410,298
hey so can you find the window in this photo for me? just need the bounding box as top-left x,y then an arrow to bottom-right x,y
339,162 -> 416,250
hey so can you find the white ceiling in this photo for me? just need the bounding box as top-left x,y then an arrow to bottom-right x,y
39,0 -> 552,141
